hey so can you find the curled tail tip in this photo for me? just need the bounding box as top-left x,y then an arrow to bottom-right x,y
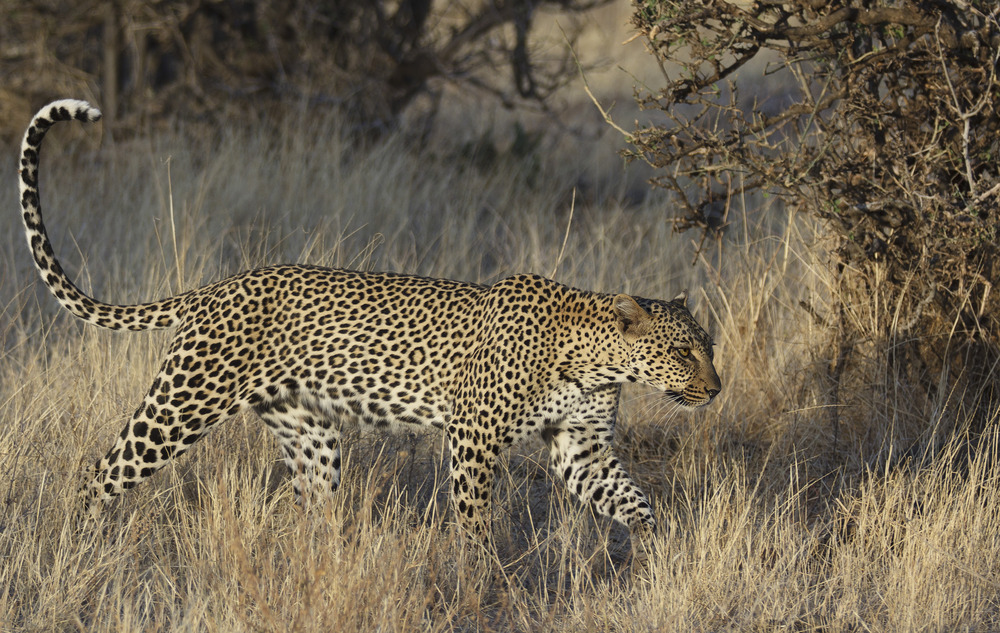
38,99 -> 102,124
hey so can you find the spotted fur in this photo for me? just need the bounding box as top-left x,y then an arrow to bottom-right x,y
18,100 -> 721,544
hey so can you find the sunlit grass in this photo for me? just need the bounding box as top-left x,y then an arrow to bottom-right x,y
0,95 -> 998,631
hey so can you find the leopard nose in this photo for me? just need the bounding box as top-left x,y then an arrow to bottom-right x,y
707,388 -> 720,400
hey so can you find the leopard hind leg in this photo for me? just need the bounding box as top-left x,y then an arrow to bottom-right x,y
255,398 -> 342,509
82,356 -> 241,519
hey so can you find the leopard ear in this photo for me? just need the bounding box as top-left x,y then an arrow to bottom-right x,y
672,290 -> 688,308
613,294 -> 651,339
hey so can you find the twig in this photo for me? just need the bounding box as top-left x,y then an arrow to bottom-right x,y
934,17 -> 993,198
166,157 -> 182,292
559,23 -> 631,139
550,188 -> 576,279
971,182 -> 1000,207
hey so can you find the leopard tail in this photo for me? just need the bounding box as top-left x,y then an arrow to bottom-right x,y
18,99 -> 184,331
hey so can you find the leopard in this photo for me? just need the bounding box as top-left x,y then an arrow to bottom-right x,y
17,99 -> 721,548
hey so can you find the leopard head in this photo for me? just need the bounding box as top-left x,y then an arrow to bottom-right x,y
613,292 -> 721,408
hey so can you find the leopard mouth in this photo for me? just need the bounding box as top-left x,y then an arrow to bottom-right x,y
665,390 -> 711,409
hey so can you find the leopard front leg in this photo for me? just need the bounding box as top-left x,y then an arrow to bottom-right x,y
543,385 -> 655,542
446,417 -> 500,543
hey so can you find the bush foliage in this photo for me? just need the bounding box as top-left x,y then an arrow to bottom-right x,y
0,0 -> 606,135
626,0 -> 1000,437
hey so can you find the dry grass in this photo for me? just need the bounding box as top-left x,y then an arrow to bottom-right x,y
1,98 -> 999,631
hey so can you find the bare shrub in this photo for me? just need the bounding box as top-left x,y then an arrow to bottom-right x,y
0,0 -> 608,137
622,0 -> 1000,443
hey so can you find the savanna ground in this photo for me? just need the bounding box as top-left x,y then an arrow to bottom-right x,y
2,9 -> 1000,633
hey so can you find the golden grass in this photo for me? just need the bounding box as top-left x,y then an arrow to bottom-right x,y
1,102 -> 998,631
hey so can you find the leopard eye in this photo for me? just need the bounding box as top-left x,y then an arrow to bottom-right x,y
676,348 -> 691,358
